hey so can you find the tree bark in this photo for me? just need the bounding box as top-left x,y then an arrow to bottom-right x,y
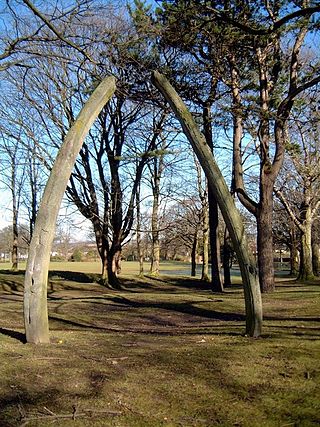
257,173 -> 275,292
203,104 -> 223,291
201,201 -> 210,281
23,76 -> 116,344
208,192 -> 223,292
150,187 -> 160,275
298,213 -> 314,281
12,206 -> 19,271
194,158 -> 209,282
191,233 -> 198,277
312,241 -> 320,276
230,58 -> 274,293
107,247 -> 122,289
136,185 -> 144,275
11,162 -> 19,271
101,254 -> 108,283
289,224 -> 299,277
149,152 -> 164,276
223,227 -> 232,287
152,71 -> 262,337
150,201 -> 160,275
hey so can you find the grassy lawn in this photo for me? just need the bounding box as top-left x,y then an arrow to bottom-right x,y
0,260 -> 199,276
0,263 -> 319,426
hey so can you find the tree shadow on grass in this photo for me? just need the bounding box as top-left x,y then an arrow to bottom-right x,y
0,280 -> 24,295
0,328 -> 25,343
120,275 -> 242,293
108,295 -> 245,322
48,270 -> 99,283
48,314 -> 243,336
0,269 -> 24,276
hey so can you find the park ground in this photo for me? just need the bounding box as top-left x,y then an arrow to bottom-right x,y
0,261 -> 319,426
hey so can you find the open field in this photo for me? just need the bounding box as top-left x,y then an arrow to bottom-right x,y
0,260 -> 216,277
0,264 -> 319,426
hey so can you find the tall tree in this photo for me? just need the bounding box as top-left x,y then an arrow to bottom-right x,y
0,129 -> 27,270
194,157 -> 210,282
274,94 -> 320,280
154,0 -> 320,292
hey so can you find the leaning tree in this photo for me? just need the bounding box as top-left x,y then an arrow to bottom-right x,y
152,71 -> 262,337
24,76 -> 116,344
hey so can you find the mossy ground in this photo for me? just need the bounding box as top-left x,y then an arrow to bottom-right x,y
0,263 -> 319,426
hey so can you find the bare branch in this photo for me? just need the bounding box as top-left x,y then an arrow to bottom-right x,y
21,0 -> 96,64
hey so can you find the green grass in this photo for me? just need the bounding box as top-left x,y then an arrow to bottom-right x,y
0,265 -> 319,426
0,260 -> 194,275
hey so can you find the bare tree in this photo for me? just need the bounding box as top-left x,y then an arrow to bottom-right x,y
275,95 -> 320,280
0,128 -> 27,270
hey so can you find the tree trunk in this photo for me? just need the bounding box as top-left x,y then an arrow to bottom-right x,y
202,104 -> 223,291
107,248 -> 122,289
298,221 -> 314,281
201,201 -> 210,281
150,238 -> 160,275
208,192 -> 223,292
150,174 -> 161,275
312,241 -> 320,276
12,209 -> 18,271
290,244 -> 299,277
223,227 -> 232,287
257,173 -> 275,293
136,185 -> 144,275
23,76 -> 116,344
99,238 -> 109,284
289,223 -> 299,276
191,233 -> 198,277
152,71 -> 262,337
230,58 -> 275,294
101,255 -> 108,283
11,166 -> 19,271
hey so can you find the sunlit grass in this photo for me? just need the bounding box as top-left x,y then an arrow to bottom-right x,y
0,267 -> 319,426
0,260 -> 193,275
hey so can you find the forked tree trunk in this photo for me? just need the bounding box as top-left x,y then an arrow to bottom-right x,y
23,76 -> 116,344
152,71 -> 262,337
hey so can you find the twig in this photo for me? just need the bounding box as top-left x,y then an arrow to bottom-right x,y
20,408 -> 122,426
43,406 -> 56,415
